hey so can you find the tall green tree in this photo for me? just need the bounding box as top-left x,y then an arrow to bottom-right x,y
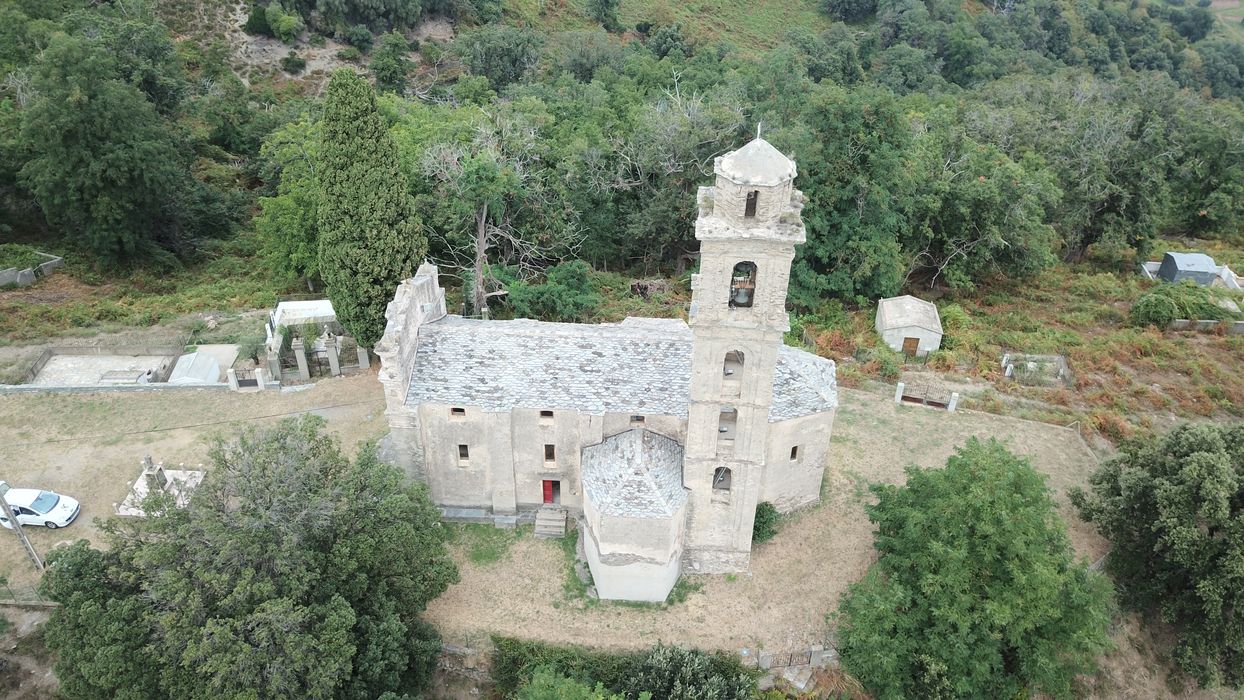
256,115 -> 323,289
837,438 -> 1113,699
41,415 -> 457,699
18,35 -> 197,266
370,31 -> 412,94
1072,424 -> 1244,689
318,70 -> 426,347
789,84 -> 912,305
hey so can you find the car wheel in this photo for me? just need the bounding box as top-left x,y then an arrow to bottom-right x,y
44,522 -> 58,529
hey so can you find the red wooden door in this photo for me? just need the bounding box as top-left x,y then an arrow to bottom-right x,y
542,480 -> 554,504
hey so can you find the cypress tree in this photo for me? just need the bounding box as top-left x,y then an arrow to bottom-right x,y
317,69 -> 426,348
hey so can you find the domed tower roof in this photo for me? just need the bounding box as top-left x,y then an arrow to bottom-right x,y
715,137 -> 797,187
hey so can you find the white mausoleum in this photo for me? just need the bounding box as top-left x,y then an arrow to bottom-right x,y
375,138 -> 838,602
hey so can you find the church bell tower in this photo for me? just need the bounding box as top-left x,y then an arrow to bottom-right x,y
682,137 -> 806,573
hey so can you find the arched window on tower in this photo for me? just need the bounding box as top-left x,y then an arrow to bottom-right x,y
722,351 -> 744,398
745,190 -> 759,218
717,407 -> 737,456
713,467 -> 732,491
730,262 -> 757,308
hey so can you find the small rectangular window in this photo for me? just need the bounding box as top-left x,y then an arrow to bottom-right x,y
450,407 -> 466,419
790,445 -> 800,461
539,410 -> 554,425
630,415 -> 645,424
544,444 -> 556,462
745,190 -> 759,218
457,444 -> 469,465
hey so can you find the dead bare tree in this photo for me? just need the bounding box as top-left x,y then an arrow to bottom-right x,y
420,108 -> 582,317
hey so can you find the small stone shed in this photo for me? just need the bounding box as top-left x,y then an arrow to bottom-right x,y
875,295 -> 943,357
1158,252 -> 1219,286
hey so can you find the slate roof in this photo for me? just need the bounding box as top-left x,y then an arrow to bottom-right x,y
404,315 -> 837,421
581,429 -> 688,519
716,137 -> 797,186
877,295 -> 943,335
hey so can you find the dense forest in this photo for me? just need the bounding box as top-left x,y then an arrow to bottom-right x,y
1,0 -> 1242,311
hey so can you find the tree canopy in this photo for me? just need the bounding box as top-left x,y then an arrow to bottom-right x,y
1072,423 -> 1244,688
40,415 -> 458,699
837,438 -> 1114,699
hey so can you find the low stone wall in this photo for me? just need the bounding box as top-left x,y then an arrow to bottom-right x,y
0,252 -> 63,288
1168,319 -> 1244,334
745,642 -> 839,693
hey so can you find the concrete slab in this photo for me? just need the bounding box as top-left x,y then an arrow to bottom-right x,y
32,355 -> 170,387
195,344 -> 240,375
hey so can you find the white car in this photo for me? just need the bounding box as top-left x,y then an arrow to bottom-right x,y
0,482 -> 81,530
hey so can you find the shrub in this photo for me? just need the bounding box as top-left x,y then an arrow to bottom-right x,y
821,0 -> 877,22
343,24 -> 373,51
937,303 -> 970,350
280,50 -> 306,73
243,3 -> 272,35
752,502 -> 780,544
623,644 -> 754,700
1071,423 -> 1244,688
494,639 -> 755,698
0,243 -> 45,271
336,46 -> 362,62
837,439 -> 1113,699
507,261 -> 603,323
265,3 -> 304,43
491,637 -> 643,696
1130,281 -> 1230,328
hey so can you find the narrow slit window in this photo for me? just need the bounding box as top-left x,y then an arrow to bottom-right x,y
457,444 -> 469,465
745,190 -> 759,218
544,444 -> 556,462
790,445 -> 800,461
729,262 -> 757,308
450,407 -> 466,418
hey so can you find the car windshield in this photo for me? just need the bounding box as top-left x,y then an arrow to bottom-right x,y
30,491 -> 59,514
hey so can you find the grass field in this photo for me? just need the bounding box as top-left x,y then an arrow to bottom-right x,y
1211,0 -> 1244,43
505,0 -> 832,51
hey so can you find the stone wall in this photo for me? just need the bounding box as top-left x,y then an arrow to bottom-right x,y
1168,319 -> 1244,334
0,252 -> 63,288
762,410 -> 835,512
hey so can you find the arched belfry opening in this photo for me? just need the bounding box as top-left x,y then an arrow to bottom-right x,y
729,262 -> 757,308
723,350 -> 744,377
713,467 -> 732,491
745,190 -> 759,218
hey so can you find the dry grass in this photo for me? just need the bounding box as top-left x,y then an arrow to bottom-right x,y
0,373 -> 387,588
798,258 -> 1244,443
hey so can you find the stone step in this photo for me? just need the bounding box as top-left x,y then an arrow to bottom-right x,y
534,507 -> 567,538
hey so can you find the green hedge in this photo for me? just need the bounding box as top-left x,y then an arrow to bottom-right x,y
491,637 -> 758,698
491,636 -> 644,696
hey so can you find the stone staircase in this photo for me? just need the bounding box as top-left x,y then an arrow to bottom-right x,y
534,506 -> 567,539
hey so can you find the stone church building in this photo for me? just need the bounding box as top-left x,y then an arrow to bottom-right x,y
375,138 -> 838,602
